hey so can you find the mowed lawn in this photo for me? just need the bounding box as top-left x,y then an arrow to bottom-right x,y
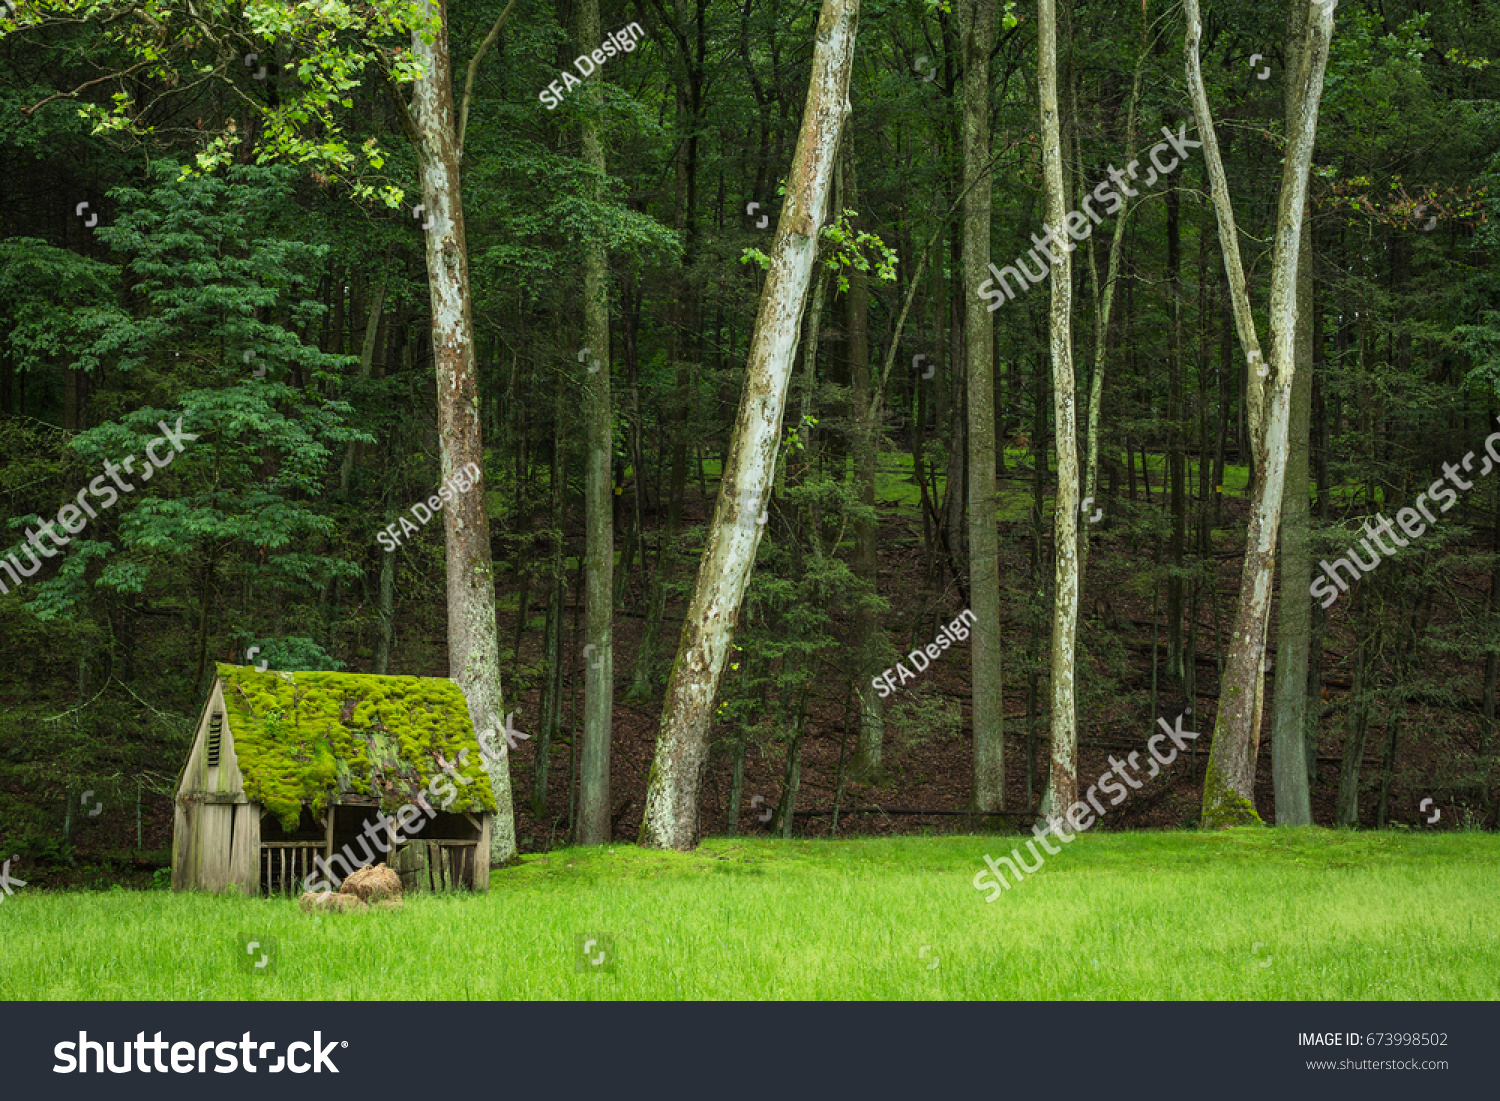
2,829 -> 1496,1000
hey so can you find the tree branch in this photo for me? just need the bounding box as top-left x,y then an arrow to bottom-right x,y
1184,0 -> 1267,451
23,60 -> 153,116
458,0 -> 521,154
379,61 -> 424,150
869,142 -> 1013,425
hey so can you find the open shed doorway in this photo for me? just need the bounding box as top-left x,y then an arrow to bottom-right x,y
263,801 -> 490,893
259,807 -> 325,896
390,809 -> 487,891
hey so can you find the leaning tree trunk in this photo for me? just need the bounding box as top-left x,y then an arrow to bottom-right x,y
577,0 -> 614,845
1184,0 -> 1270,458
639,0 -> 860,850
956,0 -> 1002,811
1038,0 -> 1079,815
1190,0 -> 1335,827
411,0 -> 515,861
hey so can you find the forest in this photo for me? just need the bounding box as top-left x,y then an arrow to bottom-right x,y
1,0 -> 1498,893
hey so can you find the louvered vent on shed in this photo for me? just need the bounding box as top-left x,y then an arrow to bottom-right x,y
206,712 -> 223,768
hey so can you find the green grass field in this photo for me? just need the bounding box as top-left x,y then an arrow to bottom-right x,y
2,829 -> 1495,1000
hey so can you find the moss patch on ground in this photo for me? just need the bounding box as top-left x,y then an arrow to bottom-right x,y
216,664 -> 495,828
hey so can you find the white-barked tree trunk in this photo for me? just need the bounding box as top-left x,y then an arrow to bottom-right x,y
639,0 -> 860,849
1187,0 -> 1336,826
411,0 -> 515,861
1040,0 -> 1080,815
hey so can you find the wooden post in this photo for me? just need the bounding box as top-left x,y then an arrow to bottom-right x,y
474,816 -> 491,891
321,809 -> 335,885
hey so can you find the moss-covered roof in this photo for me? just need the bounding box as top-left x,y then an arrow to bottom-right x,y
214,664 -> 497,830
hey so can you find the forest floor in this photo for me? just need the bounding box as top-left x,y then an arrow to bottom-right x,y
3,830 -> 1495,1000
502,448 -> 1465,852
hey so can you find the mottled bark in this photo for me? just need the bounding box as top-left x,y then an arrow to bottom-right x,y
639,0 -> 859,850
577,0 -> 614,845
1194,0 -> 1335,827
956,0 -> 1002,810
1271,0 -> 1316,826
1040,0 -> 1078,814
1184,0 -> 1269,454
411,1 -> 514,861
1272,239 -> 1315,825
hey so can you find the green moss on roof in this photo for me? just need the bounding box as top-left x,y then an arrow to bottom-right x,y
214,664 -> 497,830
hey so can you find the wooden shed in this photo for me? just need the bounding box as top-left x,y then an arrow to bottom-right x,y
173,664 -> 495,896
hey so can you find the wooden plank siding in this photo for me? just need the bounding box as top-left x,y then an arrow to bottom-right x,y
226,802 -> 258,896
174,675 -> 495,894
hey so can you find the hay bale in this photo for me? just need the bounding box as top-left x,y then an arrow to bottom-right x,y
299,890 -> 368,913
340,863 -> 402,902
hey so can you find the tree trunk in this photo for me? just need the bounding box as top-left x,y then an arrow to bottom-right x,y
1166,184 -> 1185,685
1271,0 -> 1317,827
339,278 -> 386,498
374,502 -> 395,675
577,0 -> 614,845
1483,489 -> 1500,756
1271,236 -> 1315,826
1081,3 -> 1147,570
1335,600 -> 1376,826
956,0 -> 1002,811
639,0 -> 859,850
410,0 -> 514,862
723,733 -> 747,837
1187,0 -> 1335,827
1028,352 -> 1048,812
845,141 -> 885,779
1039,0 -> 1079,815
533,387 -> 568,819
533,570 -> 564,818
1183,0 -> 1269,457
942,222 -> 968,583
